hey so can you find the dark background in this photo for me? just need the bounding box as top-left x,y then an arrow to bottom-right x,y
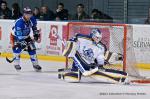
5,0 -> 150,23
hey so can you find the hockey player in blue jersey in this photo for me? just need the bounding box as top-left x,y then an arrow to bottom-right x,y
60,28 -> 128,83
10,7 -> 41,71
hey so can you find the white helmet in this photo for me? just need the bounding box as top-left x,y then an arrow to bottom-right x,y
23,7 -> 32,14
90,28 -> 102,42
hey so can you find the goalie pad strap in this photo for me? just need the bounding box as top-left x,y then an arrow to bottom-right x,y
105,69 -> 127,76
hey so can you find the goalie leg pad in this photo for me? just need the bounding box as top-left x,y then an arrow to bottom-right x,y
72,52 -> 99,76
105,69 -> 127,76
91,69 -> 127,83
64,71 -> 81,83
58,68 -> 81,83
73,52 -> 91,71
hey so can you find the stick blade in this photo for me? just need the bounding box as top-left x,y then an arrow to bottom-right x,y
6,57 -> 14,63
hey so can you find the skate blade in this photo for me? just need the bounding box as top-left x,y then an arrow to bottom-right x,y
34,69 -> 42,72
15,69 -> 21,72
15,68 -> 21,71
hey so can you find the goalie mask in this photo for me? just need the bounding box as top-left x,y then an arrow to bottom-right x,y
90,28 -> 102,43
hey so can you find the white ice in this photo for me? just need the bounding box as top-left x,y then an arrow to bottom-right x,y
0,57 -> 150,99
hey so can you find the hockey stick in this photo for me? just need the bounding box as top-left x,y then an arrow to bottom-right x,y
6,57 -> 15,63
6,45 -> 28,63
6,38 -> 37,63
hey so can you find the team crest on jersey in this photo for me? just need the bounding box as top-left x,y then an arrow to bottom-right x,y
83,47 -> 94,61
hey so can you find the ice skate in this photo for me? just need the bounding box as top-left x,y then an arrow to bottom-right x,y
33,65 -> 42,72
14,65 -> 21,71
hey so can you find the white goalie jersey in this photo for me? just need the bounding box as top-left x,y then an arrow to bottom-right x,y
63,34 -> 106,65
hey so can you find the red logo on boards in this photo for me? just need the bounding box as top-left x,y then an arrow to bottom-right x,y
49,25 -> 58,46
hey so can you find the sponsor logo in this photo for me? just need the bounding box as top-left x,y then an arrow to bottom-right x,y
133,37 -> 150,51
49,25 -> 58,46
46,25 -> 61,55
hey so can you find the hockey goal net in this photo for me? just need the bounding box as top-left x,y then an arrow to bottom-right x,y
64,22 -> 150,84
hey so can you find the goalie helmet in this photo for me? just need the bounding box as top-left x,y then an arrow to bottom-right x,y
90,28 -> 102,43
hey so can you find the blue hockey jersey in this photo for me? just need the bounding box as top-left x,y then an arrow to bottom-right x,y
12,16 -> 37,40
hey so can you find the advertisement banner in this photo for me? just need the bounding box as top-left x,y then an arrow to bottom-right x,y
44,21 -> 68,56
0,20 -> 150,63
0,20 -> 14,52
35,21 -> 46,54
0,26 -> 2,50
132,25 -> 150,63
0,20 -> 68,56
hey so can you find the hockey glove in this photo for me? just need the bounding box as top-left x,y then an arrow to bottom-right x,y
14,40 -> 27,49
33,30 -> 40,41
20,40 -> 27,49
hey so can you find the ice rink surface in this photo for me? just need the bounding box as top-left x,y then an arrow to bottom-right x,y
0,57 -> 150,99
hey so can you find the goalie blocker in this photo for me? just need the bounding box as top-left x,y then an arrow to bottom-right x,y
59,41 -> 128,83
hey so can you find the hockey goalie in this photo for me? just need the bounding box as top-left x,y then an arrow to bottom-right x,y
59,28 -> 128,84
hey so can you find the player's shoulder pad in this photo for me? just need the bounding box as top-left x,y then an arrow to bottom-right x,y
77,34 -> 93,41
14,17 -> 24,28
69,33 -> 92,41
15,17 -> 24,24
76,33 -> 90,38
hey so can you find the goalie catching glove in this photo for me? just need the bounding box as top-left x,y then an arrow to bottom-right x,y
104,51 -> 123,65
